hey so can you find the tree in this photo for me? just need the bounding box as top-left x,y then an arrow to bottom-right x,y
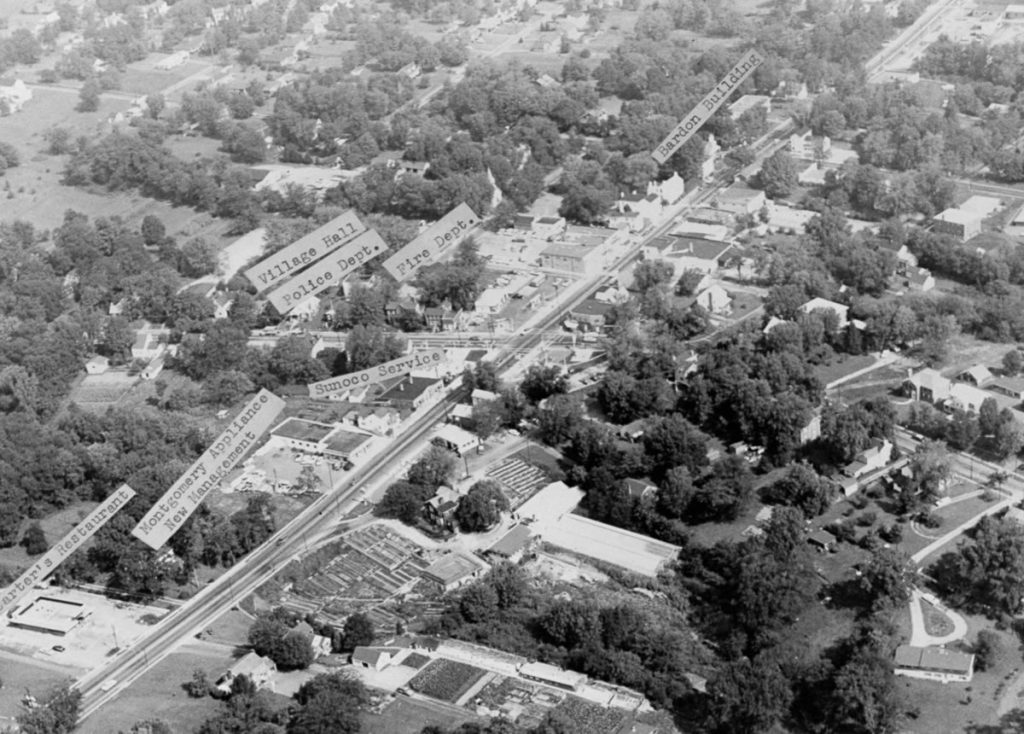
827,639 -> 904,734
269,335 -> 328,384
946,408 -> 979,451
521,364 -> 568,402
455,480 -> 509,532
761,464 -> 834,518
642,413 -> 708,478
1004,349 -> 1024,376
186,668 -> 210,698
902,439 -> 952,507
341,612 -> 375,651
140,215 -> 165,246
979,396 -> 1000,436
21,522 -> 47,556
859,547 -> 916,612
994,413 -> 1024,459
145,94 -> 165,119
974,629 -> 1004,672
471,401 -> 503,440
459,583 -> 500,622
77,79 -> 101,112
345,326 -> 406,371
757,149 -> 797,199
932,515 -> 1024,614
294,465 -> 322,494
705,653 -> 793,734
177,237 -> 219,277
17,683 -> 81,734
408,446 -> 456,489
248,613 -> 314,670
537,394 -> 583,445
375,480 -> 432,524
288,681 -> 364,734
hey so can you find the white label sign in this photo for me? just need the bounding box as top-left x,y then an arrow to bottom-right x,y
0,484 -> 137,613
244,210 -> 365,293
652,49 -> 765,165
266,229 -> 388,314
307,349 -> 446,399
132,390 -> 286,550
382,203 -> 480,282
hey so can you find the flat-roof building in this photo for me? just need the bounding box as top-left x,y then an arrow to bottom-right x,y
10,596 -> 90,636
518,661 -> 587,691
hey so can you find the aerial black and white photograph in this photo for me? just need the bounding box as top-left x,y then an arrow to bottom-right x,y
5,0 -> 1024,732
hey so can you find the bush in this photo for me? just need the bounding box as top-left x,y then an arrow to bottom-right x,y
880,523 -> 903,543
919,512 -> 943,529
832,520 -> 856,543
855,511 -> 878,528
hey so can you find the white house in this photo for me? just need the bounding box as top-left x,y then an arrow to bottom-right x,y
646,172 -> 685,205
894,645 -> 974,684
216,652 -> 276,694
351,646 -> 396,671
0,80 -> 32,114
85,355 -> 110,375
904,368 -> 952,403
694,284 -> 732,315
799,297 -> 849,329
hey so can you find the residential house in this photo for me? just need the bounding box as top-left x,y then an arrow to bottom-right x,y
85,356 -> 110,375
647,172 -> 685,204
340,405 -> 403,436
569,299 -> 614,330
351,646 -> 397,671
424,485 -> 461,528
610,190 -> 662,232
808,529 -> 837,552
957,365 -> 994,387
893,267 -> 935,293
420,552 -> 490,592
594,285 -> 630,304
694,284 -> 732,315
424,306 -> 463,332
728,94 -> 771,120
800,297 -> 849,329
216,652 -> 276,694
904,368 -> 953,403
471,389 -> 499,406
383,298 -> 421,326
484,524 -> 534,563
0,80 -> 32,114
376,375 -> 445,412
842,439 -> 893,481
700,135 -> 720,182
623,478 -> 657,500
947,383 -> 991,414
789,130 -> 831,159
617,419 -> 646,442
987,377 -> 1024,401
933,208 -> 983,240
894,645 -> 974,683
798,163 -> 829,186
642,235 -> 733,279
131,332 -> 164,361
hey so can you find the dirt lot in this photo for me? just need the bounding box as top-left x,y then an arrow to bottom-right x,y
363,695 -> 482,734
76,647 -> 232,734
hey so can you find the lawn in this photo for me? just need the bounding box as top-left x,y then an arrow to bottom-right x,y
202,608 -> 255,648
0,656 -> 70,723
76,650 -> 231,734
363,696 -> 482,734
900,613 -> 1019,733
920,597 -> 955,637
813,354 -> 878,388
901,495 -> 996,561
408,659 -> 487,703
0,501 -> 97,573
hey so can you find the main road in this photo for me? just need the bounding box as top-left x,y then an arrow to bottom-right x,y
73,103 -> 796,724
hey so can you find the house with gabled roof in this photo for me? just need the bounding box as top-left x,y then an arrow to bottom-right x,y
957,364 -> 994,387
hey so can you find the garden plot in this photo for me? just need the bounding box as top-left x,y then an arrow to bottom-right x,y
408,659 -> 487,703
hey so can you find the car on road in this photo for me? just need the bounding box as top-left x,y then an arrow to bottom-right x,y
52,645 -> 65,652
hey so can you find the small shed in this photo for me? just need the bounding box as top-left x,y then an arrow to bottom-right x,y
808,529 -> 837,552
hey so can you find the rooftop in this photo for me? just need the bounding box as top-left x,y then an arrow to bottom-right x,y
422,552 -> 488,585
486,524 -> 534,557
934,208 -> 982,225
229,651 -> 275,677
271,417 -> 334,444
894,645 -> 974,674
571,299 -> 615,318
647,234 -> 732,261
377,375 -> 442,403
541,241 -> 600,259
323,427 -> 374,456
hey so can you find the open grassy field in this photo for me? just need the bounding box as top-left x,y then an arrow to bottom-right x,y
0,653 -> 71,725
0,501 -> 98,573
76,648 -> 232,734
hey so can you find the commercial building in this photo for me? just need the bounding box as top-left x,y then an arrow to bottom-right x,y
642,235 -> 733,279
269,417 -> 375,462
351,646 -> 398,671
894,645 -> 974,683
432,423 -> 481,456
376,375 -> 445,412
9,597 -> 90,636
537,513 -> 681,577
540,242 -> 600,276
933,208 -> 983,240
484,524 -> 534,562
420,552 -> 490,592
518,661 -> 587,692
